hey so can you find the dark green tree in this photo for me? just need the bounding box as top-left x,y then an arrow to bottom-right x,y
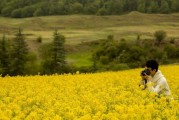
51,30 -> 66,74
0,35 -> 10,77
10,28 -> 29,76
137,0 -> 146,13
21,6 -> 37,17
0,0 -> 6,13
1,0 -> 179,17
33,8 -> 43,16
48,2 -> 63,15
171,0 -> 179,12
71,2 -> 83,13
160,0 -> 170,13
147,1 -> 159,13
87,0 -> 101,14
35,2 -> 50,16
78,0 -> 88,7
42,30 -> 66,74
154,30 -> 167,45
107,0 -> 123,14
97,7 -> 108,15
11,8 -> 22,18
1,6 -> 14,17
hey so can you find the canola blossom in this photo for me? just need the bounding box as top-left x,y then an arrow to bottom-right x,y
0,65 -> 179,120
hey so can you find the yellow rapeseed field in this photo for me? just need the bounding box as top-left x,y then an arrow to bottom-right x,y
0,65 -> 179,120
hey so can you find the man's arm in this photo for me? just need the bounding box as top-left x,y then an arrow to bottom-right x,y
147,81 -> 163,94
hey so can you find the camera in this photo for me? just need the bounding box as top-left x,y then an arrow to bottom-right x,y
141,69 -> 150,76
139,69 -> 150,90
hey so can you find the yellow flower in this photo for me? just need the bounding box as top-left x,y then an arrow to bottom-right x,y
0,65 -> 178,119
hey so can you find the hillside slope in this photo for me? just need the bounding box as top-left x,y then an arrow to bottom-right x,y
0,12 -> 179,45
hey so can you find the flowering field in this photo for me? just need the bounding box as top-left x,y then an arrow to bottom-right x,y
0,65 -> 179,120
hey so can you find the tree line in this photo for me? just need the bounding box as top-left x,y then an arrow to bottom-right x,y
0,29 -> 179,76
0,29 -> 67,76
0,0 -> 179,18
92,31 -> 179,71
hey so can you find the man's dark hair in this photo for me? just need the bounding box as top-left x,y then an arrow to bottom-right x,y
146,60 -> 159,71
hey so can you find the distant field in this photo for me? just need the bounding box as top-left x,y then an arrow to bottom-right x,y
1,12 -> 179,45
1,12 -> 179,67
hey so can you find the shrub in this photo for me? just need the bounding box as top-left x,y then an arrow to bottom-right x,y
154,30 -> 167,45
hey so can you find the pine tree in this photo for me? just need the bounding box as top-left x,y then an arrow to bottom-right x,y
51,30 -> 66,74
10,28 -> 28,76
137,0 -> 146,13
0,35 -> 10,77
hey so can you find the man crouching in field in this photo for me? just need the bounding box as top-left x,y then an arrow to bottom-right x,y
140,60 -> 173,100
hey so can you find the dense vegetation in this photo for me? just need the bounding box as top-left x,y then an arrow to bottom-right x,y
92,33 -> 179,72
0,29 -> 67,76
0,0 -> 179,18
0,29 -> 179,76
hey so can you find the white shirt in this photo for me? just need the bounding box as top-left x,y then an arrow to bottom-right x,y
147,70 -> 171,96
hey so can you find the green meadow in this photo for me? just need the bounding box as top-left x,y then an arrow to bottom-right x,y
1,12 -> 179,67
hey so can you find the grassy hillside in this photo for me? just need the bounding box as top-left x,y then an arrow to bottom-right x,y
1,12 -> 179,67
1,12 -> 179,44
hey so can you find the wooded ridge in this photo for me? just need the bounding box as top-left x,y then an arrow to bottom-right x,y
0,0 -> 179,18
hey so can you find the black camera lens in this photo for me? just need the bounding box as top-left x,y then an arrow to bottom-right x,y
141,69 -> 150,76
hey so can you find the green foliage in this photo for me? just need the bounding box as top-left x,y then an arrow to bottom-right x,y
171,0 -> 179,12
11,8 -> 22,18
71,2 -> 83,13
154,30 -> 167,45
84,1 -> 100,14
103,0 -> 123,15
24,52 -> 39,75
10,28 -> 29,76
100,56 -> 109,65
92,32 -> 179,71
109,63 -> 129,71
0,28 -> 179,75
107,35 -> 114,40
51,30 -> 66,73
160,0 -> 170,13
0,35 -> 10,77
137,0 -> 146,13
1,6 -> 14,17
33,8 -> 43,16
147,1 -> 159,13
164,44 -> 178,58
97,7 -> 108,15
39,43 -> 52,74
41,30 -> 66,74
0,0 -> 179,17
21,6 -> 37,18
37,36 -> 42,43
0,0 -> 6,13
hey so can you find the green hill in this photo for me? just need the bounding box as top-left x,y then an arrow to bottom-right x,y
0,12 -> 179,67
1,12 -> 179,45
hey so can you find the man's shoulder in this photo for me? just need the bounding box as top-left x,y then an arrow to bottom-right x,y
158,76 -> 167,84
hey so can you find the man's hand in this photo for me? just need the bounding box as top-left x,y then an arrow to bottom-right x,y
143,73 -> 152,81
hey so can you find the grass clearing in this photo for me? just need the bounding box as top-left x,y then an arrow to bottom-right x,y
67,52 -> 93,67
